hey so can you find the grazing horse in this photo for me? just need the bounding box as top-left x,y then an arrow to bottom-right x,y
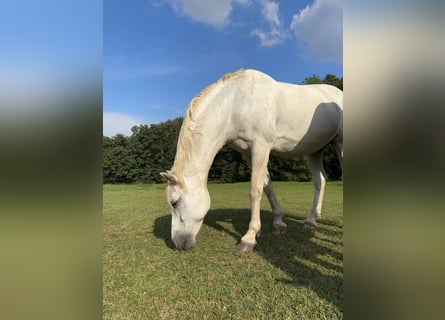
161,69 -> 343,252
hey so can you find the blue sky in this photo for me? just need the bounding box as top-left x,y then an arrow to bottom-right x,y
103,0 -> 342,137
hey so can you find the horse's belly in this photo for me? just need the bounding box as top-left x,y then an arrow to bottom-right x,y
272,125 -> 339,157
271,140 -> 316,157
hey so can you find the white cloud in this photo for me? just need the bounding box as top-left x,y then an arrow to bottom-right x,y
251,0 -> 286,47
103,112 -> 144,137
104,59 -> 185,81
156,0 -> 342,56
168,0 -> 250,28
290,0 -> 342,62
261,0 -> 281,26
250,28 -> 285,47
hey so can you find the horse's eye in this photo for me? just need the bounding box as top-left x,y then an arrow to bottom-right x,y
170,199 -> 179,208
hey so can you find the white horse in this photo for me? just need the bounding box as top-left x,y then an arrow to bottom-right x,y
161,69 -> 342,252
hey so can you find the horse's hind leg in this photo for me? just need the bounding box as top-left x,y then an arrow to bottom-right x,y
263,177 -> 287,235
304,150 -> 327,228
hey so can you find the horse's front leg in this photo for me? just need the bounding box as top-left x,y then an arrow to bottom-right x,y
242,151 -> 287,236
237,144 -> 271,253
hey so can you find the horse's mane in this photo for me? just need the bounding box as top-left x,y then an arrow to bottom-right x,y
172,69 -> 245,175
187,68 -> 244,122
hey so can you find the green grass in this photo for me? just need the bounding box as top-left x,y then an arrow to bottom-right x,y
103,182 -> 343,319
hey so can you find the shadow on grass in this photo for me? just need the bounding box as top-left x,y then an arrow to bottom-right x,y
152,214 -> 174,249
206,209 -> 342,312
153,208 -> 343,312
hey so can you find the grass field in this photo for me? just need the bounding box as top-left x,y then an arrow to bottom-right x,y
103,181 -> 343,319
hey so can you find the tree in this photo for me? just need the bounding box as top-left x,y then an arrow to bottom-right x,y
302,74 -> 343,89
302,74 -> 323,84
129,118 -> 183,183
209,146 -> 250,183
323,74 -> 343,90
103,134 -> 136,183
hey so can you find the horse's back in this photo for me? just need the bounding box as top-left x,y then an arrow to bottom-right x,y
227,71 -> 342,156
272,83 -> 342,155
220,70 -> 342,156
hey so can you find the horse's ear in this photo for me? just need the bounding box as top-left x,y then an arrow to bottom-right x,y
160,171 -> 178,185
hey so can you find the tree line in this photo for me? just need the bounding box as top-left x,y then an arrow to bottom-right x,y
103,74 -> 342,184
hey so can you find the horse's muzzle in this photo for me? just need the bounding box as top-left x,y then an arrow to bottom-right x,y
172,234 -> 196,250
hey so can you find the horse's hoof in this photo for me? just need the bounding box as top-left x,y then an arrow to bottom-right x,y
236,241 -> 256,253
273,223 -> 287,236
304,220 -> 317,229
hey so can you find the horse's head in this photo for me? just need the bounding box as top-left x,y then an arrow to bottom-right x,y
160,171 -> 210,250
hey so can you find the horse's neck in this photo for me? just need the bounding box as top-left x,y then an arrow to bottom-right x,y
173,106 -> 229,183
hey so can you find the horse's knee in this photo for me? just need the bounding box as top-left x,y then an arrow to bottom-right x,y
249,187 -> 262,200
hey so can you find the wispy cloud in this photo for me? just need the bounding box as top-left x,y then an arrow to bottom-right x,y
250,0 -> 287,47
103,112 -> 145,137
260,0 -> 281,26
290,0 -> 342,62
167,0 -> 250,28
151,104 -> 183,116
104,60 -> 185,81
150,0 -> 342,57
